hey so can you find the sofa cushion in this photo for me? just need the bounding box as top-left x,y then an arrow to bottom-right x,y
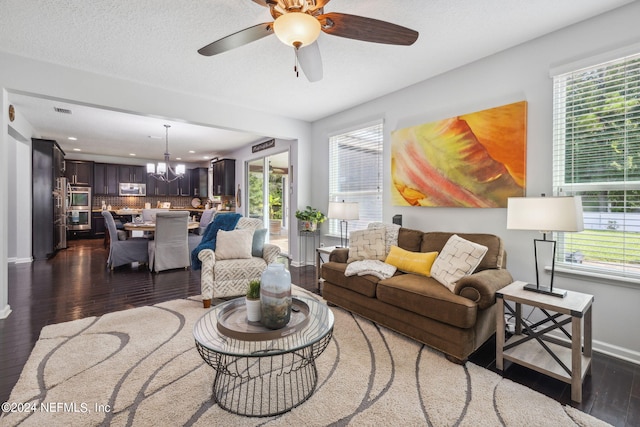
421,232 -> 504,271
321,261 -> 379,297
431,234 -> 488,292
376,274 -> 477,329
348,228 -> 386,262
215,229 -> 254,260
397,227 -> 424,252
385,246 -> 438,277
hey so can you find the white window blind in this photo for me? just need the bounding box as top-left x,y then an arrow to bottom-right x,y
328,120 -> 383,237
552,52 -> 640,280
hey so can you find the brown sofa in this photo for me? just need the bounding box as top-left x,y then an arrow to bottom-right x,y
321,228 -> 513,363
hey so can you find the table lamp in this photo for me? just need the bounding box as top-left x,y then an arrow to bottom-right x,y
507,195 -> 584,297
328,201 -> 359,247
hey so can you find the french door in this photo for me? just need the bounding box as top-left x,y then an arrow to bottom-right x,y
247,151 -> 289,256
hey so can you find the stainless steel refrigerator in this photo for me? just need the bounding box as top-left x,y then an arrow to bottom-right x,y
32,138 -> 66,259
53,176 -> 69,250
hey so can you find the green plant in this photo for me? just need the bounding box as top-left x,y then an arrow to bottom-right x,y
295,206 -> 326,223
269,193 -> 282,220
246,280 -> 261,300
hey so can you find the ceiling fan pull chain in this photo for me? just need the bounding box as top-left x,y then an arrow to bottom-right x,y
293,48 -> 299,78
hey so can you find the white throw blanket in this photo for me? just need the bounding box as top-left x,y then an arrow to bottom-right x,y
345,259 -> 397,280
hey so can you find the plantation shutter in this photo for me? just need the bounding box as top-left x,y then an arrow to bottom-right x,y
328,120 -> 384,237
552,52 -> 640,279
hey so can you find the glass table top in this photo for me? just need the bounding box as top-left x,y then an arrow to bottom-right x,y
193,295 -> 334,357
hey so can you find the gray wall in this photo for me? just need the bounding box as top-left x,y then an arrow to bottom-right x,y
309,2 -> 640,363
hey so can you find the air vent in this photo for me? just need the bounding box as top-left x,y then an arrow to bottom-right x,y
53,107 -> 72,114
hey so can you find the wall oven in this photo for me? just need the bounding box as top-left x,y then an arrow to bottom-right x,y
67,186 -> 92,231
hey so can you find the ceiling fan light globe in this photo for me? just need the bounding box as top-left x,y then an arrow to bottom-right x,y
273,12 -> 321,48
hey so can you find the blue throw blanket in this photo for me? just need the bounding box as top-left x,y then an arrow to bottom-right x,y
191,213 -> 241,270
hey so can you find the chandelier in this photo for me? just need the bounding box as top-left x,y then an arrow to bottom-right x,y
146,124 -> 185,182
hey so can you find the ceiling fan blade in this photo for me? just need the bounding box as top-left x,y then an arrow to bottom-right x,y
198,23 -> 273,56
250,0 -> 269,7
318,12 -> 418,46
296,41 -> 323,82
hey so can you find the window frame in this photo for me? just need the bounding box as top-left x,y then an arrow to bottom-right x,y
552,51 -> 640,283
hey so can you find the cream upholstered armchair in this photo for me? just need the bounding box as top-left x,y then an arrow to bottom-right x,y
198,217 -> 281,307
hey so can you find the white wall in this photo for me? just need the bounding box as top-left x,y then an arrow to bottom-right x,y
310,2 -> 640,363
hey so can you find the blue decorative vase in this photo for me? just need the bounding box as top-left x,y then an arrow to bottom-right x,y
260,263 -> 292,329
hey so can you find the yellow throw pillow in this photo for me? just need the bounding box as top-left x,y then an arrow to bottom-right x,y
385,246 -> 438,277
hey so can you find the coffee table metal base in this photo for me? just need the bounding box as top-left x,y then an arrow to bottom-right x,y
196,330 -> 333,417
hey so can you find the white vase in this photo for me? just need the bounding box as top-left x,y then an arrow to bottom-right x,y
245,297 -> 261,322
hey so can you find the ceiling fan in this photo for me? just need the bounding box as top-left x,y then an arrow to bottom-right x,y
198,0 -> 419,82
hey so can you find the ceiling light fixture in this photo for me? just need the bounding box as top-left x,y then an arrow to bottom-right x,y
146,124 -> 185,182
273,11 -> 321,49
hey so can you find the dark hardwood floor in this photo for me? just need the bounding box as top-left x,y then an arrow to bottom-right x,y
2,239 -> 638,425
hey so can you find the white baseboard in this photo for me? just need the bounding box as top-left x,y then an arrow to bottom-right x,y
13,257 -> 33,264
547,331 -> 640,366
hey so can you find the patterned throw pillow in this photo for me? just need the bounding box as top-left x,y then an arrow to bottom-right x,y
215,229 -> 254,260
431,234 -> 488,292
368,222 -> 401,255
347,228 -> 386,262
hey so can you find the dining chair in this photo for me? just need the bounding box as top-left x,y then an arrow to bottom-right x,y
102,210 -> 149,270
141,208 -> 169,222
148,211 -> 190,273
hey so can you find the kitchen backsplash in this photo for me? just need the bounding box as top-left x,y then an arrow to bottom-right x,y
92,195 -> 235,210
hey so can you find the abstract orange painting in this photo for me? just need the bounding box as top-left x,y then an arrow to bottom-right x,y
391,101 -> 527,208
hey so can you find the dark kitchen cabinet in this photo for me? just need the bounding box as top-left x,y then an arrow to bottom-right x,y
192,167 -> 209,198
118,165 -> 146,184
65,160 -> 93,186
94,163 -> 119,195
166,173 -> 191,196
91,211 -> 106,238
146,175 -> 167,196
212,159 -> 235,196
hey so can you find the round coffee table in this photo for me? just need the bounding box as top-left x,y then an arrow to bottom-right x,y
193,295 -> 334,417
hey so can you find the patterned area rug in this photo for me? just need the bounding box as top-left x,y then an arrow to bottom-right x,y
2,288 -> 609,426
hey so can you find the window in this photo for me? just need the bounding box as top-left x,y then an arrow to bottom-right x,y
552,52 -> 640,280
328,120 -> 383,237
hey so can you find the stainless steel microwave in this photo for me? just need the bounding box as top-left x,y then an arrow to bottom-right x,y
119,183 -> 146,196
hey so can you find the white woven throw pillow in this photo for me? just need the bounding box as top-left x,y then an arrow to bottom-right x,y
347,228 -> 386,262
431,234 -> 488,292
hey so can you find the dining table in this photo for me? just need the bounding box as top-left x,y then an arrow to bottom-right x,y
123,221 -> 200,234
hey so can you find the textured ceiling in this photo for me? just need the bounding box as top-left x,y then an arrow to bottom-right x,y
1,0 -> 634,161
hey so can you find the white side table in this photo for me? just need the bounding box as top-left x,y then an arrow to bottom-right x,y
316,246 -> 340,291
496,281 -> 593,402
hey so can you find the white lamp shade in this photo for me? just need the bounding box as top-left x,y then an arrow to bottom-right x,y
146,163 -> 156,174
157,162 -> 167,174
507,196 -> 584,232
175,164 -> 185,175
273,12 -> 321,47
328,201 -> 359,220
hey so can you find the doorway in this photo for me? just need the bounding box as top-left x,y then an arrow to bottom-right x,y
247,151 -> 290,256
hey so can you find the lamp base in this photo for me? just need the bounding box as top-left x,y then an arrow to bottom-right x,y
523,282 -> 567,298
